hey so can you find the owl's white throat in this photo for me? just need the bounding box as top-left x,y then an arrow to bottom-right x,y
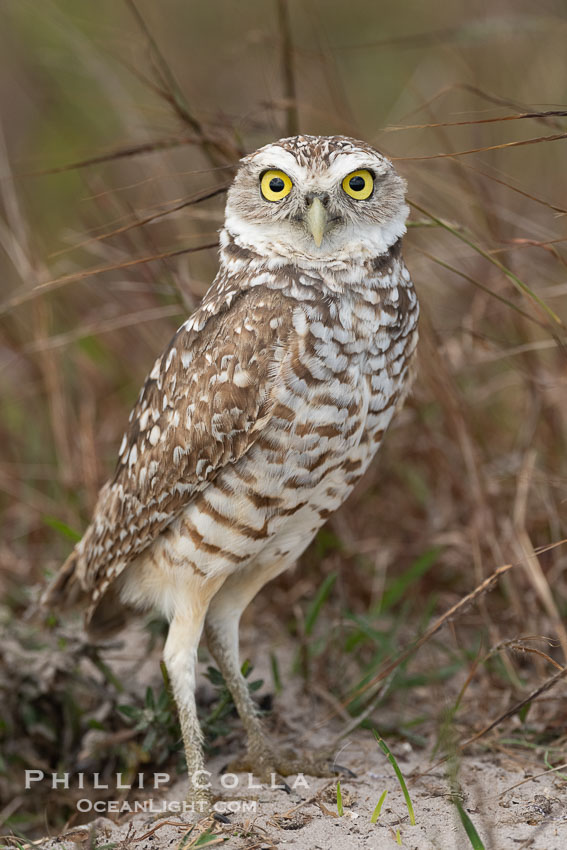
222,203 -> 408,273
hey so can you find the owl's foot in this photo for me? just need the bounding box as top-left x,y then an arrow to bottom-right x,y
184,783 -> 213,816
226,735 -> 349,787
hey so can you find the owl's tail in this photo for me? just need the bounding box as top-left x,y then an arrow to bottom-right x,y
40,549 -> 85,611
39,550 -> 130,640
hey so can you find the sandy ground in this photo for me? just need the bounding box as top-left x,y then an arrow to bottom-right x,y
33,624 -> 567,850
40,746 -> 567,850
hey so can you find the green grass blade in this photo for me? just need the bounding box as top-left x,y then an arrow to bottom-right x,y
373,730 -> 416,825
371,789 -> 388,822
90,651 -> 124,693
43,515 -> 82,542
270,651 -> 282,694
305,572 -> 337,636
193,830 -> 222,847
336,780 -> 344,816
543,748 -> 567,780
176,826 -> 196,848
379,547 -> 440,613
454,798 -> 485,849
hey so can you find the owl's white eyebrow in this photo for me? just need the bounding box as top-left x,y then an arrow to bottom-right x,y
327,155 -> 385,177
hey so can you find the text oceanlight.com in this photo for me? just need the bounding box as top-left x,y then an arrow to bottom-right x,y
75,799 -> 259,814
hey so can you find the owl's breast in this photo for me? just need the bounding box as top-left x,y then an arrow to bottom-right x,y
256,286 -> 406,479
265,274 -> 418,485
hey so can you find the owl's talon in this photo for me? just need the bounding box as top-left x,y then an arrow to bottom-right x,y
184,788 -> 213,817
331,762 -> 357,778
227,738 -> 343,786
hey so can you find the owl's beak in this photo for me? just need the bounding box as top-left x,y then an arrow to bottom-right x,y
304,197 -> 329,248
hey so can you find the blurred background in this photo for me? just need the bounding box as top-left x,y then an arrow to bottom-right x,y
0,0 -> 566,837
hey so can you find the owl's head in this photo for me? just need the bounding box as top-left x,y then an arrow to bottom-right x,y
224,135 -> 408,268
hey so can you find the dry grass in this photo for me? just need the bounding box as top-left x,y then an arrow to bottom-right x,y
0,0 -> 566,840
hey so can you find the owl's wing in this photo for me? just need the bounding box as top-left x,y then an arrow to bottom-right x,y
43,284 -> 294,613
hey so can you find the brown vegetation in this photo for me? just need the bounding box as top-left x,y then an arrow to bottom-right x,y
0,0 -> 566,844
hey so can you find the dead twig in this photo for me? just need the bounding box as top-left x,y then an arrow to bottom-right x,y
276,0 -> 299,136
0,242 -> 219,318
335,539 -> 567,726
414,665 -> 567,781
393,132 -> 567,161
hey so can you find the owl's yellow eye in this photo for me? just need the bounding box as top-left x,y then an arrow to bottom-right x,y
342,169 -> 374,200
260,169 -> 293,202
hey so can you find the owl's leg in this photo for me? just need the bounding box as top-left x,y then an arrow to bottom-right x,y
205,593 -> 276,781
164,578 -> 224,813
205,569 -> 336,784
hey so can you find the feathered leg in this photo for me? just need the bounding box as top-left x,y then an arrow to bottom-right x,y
205,567 -> 335,783
164,577 -> 224,812
205,598 -> 277,779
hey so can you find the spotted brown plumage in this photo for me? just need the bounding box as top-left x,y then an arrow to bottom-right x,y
77,286 -> 293,611
42,135 -> 419,809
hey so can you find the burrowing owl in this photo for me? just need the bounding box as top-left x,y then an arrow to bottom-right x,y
43,135 -> 419,808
